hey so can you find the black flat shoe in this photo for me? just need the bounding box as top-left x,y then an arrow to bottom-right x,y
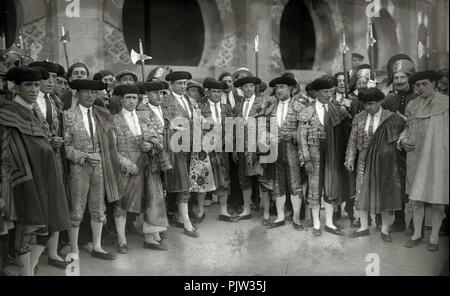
349,229 -> 370,238
143,241 -> 168,251
293,222 -> 304,231
91,250 -> 116,260
218,215 -> 238,223
117,244 -> 128,254
261,219 -> 269,226
183,228 -> 200,238
312,228 -> 322,236
267,220 -> 285,229
324,226 -> 345,236
237,214 -> 252,220
427,243 -> 439,252
405,237 -> 422,248
381,232 -> 392,242
48,257 -> 70,269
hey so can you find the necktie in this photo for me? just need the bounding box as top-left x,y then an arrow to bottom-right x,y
228,92 -> 235,108
368,114 -> 375,136
243,99 -> 250,120
322,104 -> 329,128
87,108 -> 96,150
214,103 -> 221,124
44,94 -> 53,124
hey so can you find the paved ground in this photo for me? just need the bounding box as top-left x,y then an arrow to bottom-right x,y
6,204 -> 448,276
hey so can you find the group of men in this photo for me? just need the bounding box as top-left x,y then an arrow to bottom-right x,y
0,48 -> 448,276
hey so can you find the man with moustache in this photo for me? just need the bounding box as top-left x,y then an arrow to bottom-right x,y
381,54 -> 416,234
63,79 -> 120,260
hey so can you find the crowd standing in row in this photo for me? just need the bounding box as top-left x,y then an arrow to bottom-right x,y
0,50 -> 448,276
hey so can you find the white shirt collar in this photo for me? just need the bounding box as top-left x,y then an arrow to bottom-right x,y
172,92 -> 182,100
122,108 -> 136,117
370,107 -> 382,119
79,104 -> 92,113
315,100 -> 328,109
209,100 -> 221,106
244,94 -> 255,102
14,95 -> 33,110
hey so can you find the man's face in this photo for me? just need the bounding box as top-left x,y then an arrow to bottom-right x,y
171,79 -> 188,95
187,86 -> 201,101
336,75 -> 345,94
55,77 -> 69,96
78,89 -> 98,107
393,72 -> 409,91
148,90 -> 164,106
119,74 -> 135,85
241,83 -> 255,98
15,81 -> 40,104
275,84 -> 291,101
415,79 -> 435,98
208,89 -> 222,103
221,76 -> 233,92
351,57 -> 363,68
102,75 -> 115,90
356,77 -> 368,90
316,88 -> 334,104
70,66 -> 88,82
364,100 -> 382,115
437,76 -> 448,95
39,77 -> 54,94
120,93 -> 139,111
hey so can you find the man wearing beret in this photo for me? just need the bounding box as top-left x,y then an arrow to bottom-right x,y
219,72 -> 241,110
298,77 -> 354,236
200,78 -> 236,222
28,63 -> 72,269
265,75 -> 305,230
232,75 -> 274,221
112,84 -> 171,252
63,79 -> 120,260
381,54 -> 417,234
162,71 -> 200,237
345,88 -> 405,242
399,71 -> 449,251
1,67 -> 70,275
61,62 -> 90,110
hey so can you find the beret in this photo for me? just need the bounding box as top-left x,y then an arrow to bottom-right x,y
386,54 -> 415,85
218,72 -> 232,81
29,66 -> 50,80
115,70 -> 138,82
113,85 -> 141,96
232,67 -> 253,80
351,53 -> 364,60
409,70 -> 443,85
203,77 -> 226,90
233,76 -> 262,88
356,64 -> 371,79
269,75 -> 297,87
28,61 -> 59,74
310,77 -> 335,90
321,74 -> 338,86
143,80 -> 169,92
165,71 -> 192,82
69,79 -> 106,91
5,67 -> 42,84
358,87 -> 385,102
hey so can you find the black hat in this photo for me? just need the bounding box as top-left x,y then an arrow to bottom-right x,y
233,76 -> 262,88
386,54 -> 415,85
218,72 -> 232,81
5,67 -> 42,84
29,66 -> 50,80
310,77 -> 335,90
143,80 -> 169,92
69,79 -> 106,91
146,66 -> 170,82
113,85 -> 141,96
165,71 -> 192,82
269,75 -> 297,87
135,82 -> 147,95
321,74 -> 338,87
409,70 -> 442,85
28,61 -> 59,74
56,64 -> 66,78
203,77 -> 226,90
358,87 -> 385,102
351,53 -> 364,60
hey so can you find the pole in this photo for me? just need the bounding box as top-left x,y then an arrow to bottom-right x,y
342,31 -> 349,99
255,34 -> 259,94
139,38 -> 146,82
368,19 -> 376,80
61,26 -> 70,69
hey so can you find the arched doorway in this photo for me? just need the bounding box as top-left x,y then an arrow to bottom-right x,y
0,0 -> 17,48
279,0 -> 316,69
122,0 -> 205,66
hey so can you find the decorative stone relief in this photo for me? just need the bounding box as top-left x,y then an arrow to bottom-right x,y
215,34 -> 236,68
22,18 -> 46,59
269,40 -> 283,74
104,22 -> 131,64
214,0 -> 237,68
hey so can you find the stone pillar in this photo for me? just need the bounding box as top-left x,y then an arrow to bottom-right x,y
54,0 -> 104,74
